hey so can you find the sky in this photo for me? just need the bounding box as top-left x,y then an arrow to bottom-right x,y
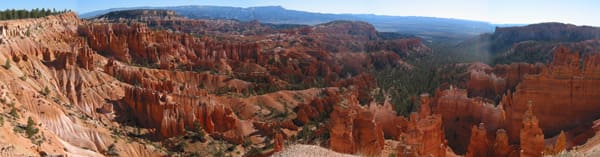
0,0 -> 598,26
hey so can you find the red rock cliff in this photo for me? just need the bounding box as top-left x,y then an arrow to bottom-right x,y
502,46 -> 600,142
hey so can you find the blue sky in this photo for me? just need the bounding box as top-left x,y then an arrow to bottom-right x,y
1,0 -> 598,26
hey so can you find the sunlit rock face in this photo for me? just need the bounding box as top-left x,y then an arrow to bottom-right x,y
327,92 -> 452,157
0,12 -> 161,156
466,62 -> 543,101
436,46 -> 600,156
465,123 -> 490,157
503,46 -> 600,143
519,103 -> 544,157
78,22 -> 265,67
329,92 -> 385,156
433,87 -> 506,153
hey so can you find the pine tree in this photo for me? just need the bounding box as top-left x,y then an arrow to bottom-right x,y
31,8 -> 39,18
26,117 -> 39,138
0,8 -> 66,20
40,8 -> 46,17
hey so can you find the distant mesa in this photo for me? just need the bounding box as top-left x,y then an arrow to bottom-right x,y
93,9 -> 182,21
458,22 -> 600,64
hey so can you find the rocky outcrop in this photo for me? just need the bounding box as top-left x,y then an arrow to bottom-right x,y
519,103 -> 544,157
294,90 -> 337,125
75,44 -> 95,70
502,46 -> 600,142
467,69 -> 506,100
445,46 -> 600,156
433,87 -> 506,153
547,131 -> 567,155
466,63 -> 543,100
78,22 -> 265,68
104,58 -> 252,94
329,99 -> 358,154
40,40 -> 96,71
492,129 -> 513,157
492,63 -> 544,92
353,109 -> 385,156
369,101 -> 407,140
123,86 -> 185,137
326,91 -> 450,157
466,123 -> 489,157
0,12 -> 166,156
396,94 -> 448,157
397,113 -> 447,157
273,131 -> 285,152
79,21 -> 366,90
329,92 -> 384,156
331,73 -> 377,103
122,86 -> 244,142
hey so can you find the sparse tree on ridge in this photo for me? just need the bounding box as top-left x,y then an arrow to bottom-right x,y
0,8 -> 71,20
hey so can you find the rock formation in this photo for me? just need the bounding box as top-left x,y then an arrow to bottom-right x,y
492,129 -> 513,157
466,62 -> 543,100
369,100 -> 407,140
396,94 -> 448,157
433,87 -> 506,153
502,46 -> 600,142
466,123 -> 489,157
4,7 -> 600,157
122,86 -> 246,143
273,131 -> 285,152
0,12 -> 162,156
519,102 -> 544,157
325,91 -> 453,157
546,131 -> 567,155
78,22 -> 265,67
329,92 -> 385,156
437,46 -> 600,156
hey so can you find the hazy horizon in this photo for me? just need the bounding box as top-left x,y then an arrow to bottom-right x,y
1,0 -> 598,26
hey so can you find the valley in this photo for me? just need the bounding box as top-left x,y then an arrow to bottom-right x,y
0,6 -> 598,157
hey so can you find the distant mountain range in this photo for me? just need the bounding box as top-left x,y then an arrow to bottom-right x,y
80,5 -> 520,41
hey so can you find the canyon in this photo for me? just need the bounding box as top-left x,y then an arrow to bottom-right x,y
0,9 -> 599,157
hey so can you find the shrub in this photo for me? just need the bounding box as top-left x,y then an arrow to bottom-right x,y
106,144 -> 119,156
3,59 -> 10,69
9,107 -> 19,118
40,86 -> 50,96
25,117 -> 39,138
242,137 -> 252,147
192,121 -> 206,142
